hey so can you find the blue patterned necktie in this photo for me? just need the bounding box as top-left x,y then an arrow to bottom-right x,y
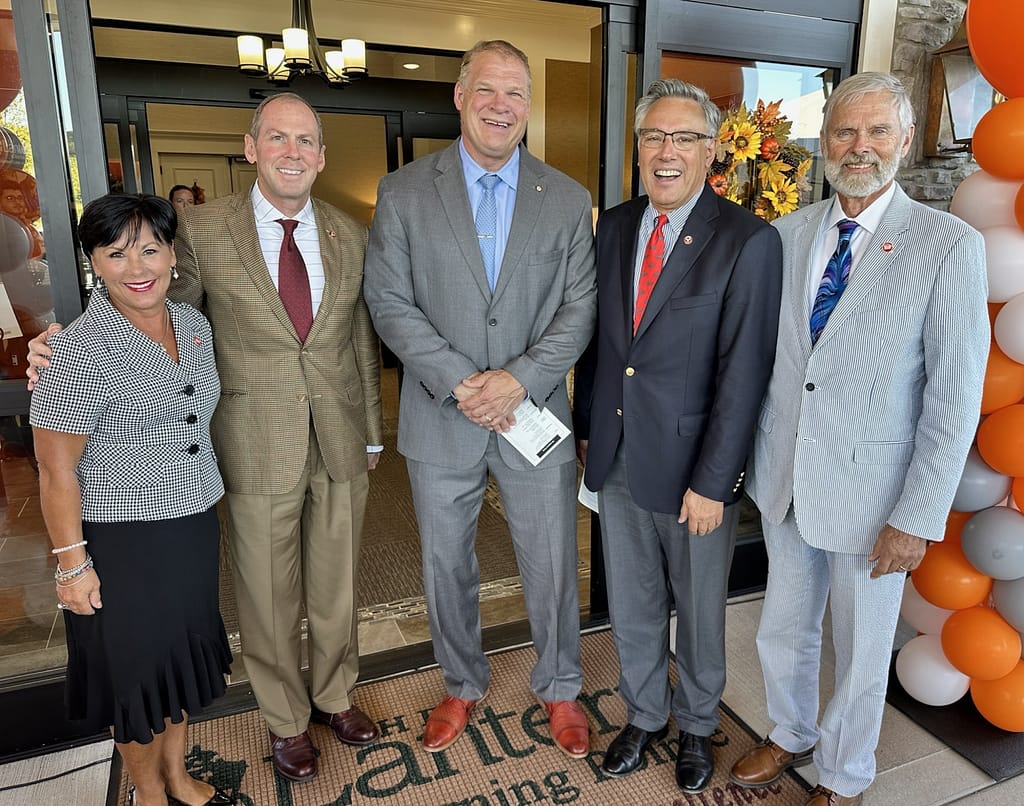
810,219 -> 858,345
476,173 -> 501,291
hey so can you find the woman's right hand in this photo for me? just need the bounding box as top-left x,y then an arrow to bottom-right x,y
57,569 -> 102,615
26,322 -> 63,391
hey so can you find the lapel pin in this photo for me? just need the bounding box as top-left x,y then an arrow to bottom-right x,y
683,235 -> 693,245
535,185 -> 542,192
882,242 -> 893,252
193,336 -> 202,346
327,229 -> 336,239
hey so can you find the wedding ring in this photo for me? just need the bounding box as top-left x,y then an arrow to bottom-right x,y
897,564 -> 908,572
485,415 -> 493,422
56,602 -> 69,610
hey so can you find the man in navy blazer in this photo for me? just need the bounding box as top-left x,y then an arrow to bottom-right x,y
729,73 -> 988,806
574,79 -> 782,794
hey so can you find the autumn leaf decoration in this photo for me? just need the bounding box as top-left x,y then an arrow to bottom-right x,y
710,98 -> 813,221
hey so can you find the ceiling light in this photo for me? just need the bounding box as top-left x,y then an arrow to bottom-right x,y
237,0 -> 368,87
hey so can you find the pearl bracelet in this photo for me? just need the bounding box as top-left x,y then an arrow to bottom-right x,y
51,540 -> 87,555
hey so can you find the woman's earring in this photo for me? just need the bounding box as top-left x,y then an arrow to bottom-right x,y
171,265 -> 179,280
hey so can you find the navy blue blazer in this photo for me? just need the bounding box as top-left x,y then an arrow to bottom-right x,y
574,183 -> 783,514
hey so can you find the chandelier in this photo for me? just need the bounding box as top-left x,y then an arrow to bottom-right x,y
236,0 -> 368,87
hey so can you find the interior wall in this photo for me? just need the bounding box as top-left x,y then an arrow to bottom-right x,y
544,59 -> 592,195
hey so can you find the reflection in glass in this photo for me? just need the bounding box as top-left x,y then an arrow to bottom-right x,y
1,11 -> 55,380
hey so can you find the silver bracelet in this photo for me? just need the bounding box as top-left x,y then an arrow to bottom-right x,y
55,554 -> 94,584
51,540 -> 87,555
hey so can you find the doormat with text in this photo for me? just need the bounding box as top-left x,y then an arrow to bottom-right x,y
113,630 -> 809,805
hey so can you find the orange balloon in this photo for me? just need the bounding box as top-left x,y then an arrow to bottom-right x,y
973,99 -> 1024,181
978,404 -> 1024,476
946,510 -> 973,545
942,607 -> 1022,680
1017,185 -> 1024,232
1014,477 -> 1024,510
983,343 -> 1024,414
967,0 -> 1024,99
990,302 -> 1005,338
972,660 -> 1024,732
911,541 -> 992,610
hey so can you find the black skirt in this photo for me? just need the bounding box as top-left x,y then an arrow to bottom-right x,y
64,507 -> 232,744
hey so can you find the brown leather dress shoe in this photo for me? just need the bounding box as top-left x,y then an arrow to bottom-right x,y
311,705 -> 380,746
805,784 -> 862,805
729,737 -> 813,787
269,731 -> 318,782
544,700 -> 590,759
422,692 -> 485,752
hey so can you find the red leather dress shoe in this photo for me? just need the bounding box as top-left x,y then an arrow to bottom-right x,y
311,705 -> 380,746
269,731 -> 318,782
422,692 -> 485,752
544,700 -> 590,759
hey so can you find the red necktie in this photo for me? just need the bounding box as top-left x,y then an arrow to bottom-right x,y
276,219 -> 313,342
633,214 -> 668,334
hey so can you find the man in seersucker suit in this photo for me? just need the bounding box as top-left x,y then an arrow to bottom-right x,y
728,72 -> 989,806
363,40 -> 596,760
29,93 -> 383,783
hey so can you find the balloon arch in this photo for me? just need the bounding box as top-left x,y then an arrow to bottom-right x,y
895,0 -> 1024,734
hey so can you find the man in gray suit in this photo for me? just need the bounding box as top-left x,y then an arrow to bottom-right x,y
363,40 -> 596,759
728,73 -> 989,806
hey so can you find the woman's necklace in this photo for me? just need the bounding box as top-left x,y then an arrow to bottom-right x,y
159,309 -> 173,357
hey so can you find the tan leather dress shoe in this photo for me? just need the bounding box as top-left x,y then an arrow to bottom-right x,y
544,700 -> 590,758
805,784 -> 862,805
729,737 -> 813,787
422,691 -> 486,752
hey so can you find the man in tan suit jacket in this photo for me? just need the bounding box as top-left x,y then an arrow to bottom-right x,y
29,93 -> 383,783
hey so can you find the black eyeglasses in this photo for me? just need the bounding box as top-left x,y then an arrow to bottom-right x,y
638,128 -> 714,151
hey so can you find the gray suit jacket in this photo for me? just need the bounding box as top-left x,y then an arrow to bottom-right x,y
363,142 -> 596,470
747,184 -> 989,553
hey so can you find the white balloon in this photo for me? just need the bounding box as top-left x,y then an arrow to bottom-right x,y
984,227 -> 1024,303
951,170 -> 1022,231
896,634 -> 971,706
900,577 -> 956,634
995,293 -> 1024,365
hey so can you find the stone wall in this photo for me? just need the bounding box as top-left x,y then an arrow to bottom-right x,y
891,0 -> 975,210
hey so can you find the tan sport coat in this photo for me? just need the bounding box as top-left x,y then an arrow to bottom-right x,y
173,190 -> 382,495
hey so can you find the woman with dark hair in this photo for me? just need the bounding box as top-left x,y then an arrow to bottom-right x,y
30,193 -> 232,806
168,184 -> 196,212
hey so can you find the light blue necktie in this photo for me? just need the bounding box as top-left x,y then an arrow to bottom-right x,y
476,173 -> 501,291
810,219 -> 858,345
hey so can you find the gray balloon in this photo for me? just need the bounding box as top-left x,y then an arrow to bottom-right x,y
993,578 -> 1024,632
952,446 -> 1012,512
962,506 -> 1024,580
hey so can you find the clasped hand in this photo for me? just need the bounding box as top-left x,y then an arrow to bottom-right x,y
455,370 -> 525,433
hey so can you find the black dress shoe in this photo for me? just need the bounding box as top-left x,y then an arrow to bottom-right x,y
675,731 -> 714,793
169,786 -> 237,806
167,785 -> 236,805
601,723 -> 669,777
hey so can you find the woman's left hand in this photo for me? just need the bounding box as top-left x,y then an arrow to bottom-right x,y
57,569 -> 102,615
